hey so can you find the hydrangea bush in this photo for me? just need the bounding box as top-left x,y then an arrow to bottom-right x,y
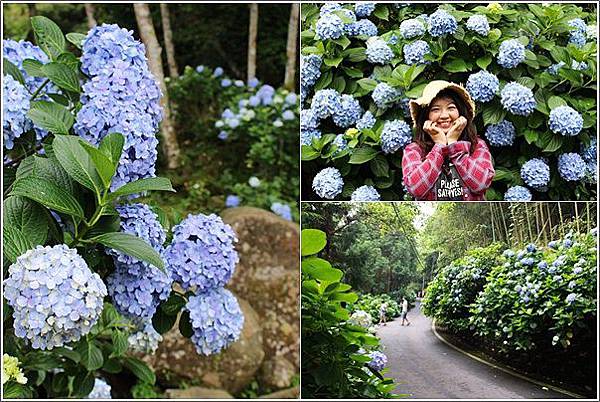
301,3 -> 597,200
3,17 -> 244,399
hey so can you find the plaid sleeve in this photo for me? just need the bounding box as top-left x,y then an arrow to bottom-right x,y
402,143 -> 445,199
447,139 -> 495,194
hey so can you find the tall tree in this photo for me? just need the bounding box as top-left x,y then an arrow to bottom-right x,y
84,3 -> 97,29
284,4 -> 299,90
133,3 -> 181,169
160,4 -> 178,79
247,3 -> 258,82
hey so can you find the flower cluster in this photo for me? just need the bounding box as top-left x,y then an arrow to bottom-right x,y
403,40 -> 431,65
164,213 -> 239,292
3,245 -> 107,350
349,310 -> 373,328
332,134 -> 348,153
356,111 -> 376,130
185,288 -> 244,355
271,202 -> 292,221
75,24 -> 162,192
567,18 -> 587,48
497,39 -> 525,68
466,15 -> 490,36
311,89 -> 342,119
2,354 -> 27,385
345,19 -> 378,37
312,167 -> 344,199
332,94 -> 362,128
366,37 -> 394,64
466,70 -> 499,103
504,185 -> 532,201
301,54 -> 322,91
225,194 -> 241,208
500,82 -> 536,116
372,82 -> 401,109
427,9 -> 457,37
127,322 -> 163,354
3,75 -> 32,150
351,185 -> 381,201
484,120 -> 515,147
380,120 -> 412,154
367,351 -> 388,371
86,378 -> 112,399
399,19 -> 425,39
520,158 -> 550,190
2,39 -> 52,93
355,2 -> 376,17
557,153 -> 586,181
316,13 -> 344,40
548,106 -> 583,137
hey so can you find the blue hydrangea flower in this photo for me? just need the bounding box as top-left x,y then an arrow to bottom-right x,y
357,111 -> 376,130
3,245 -> 107,350
301,109 -> 320,131
316,13 -> 344,40
355,2 -> 376,17
332,134 -> 348,154
427,10 -> 457,37
271,202 -> 292,221
548,106 -> 583,136
580,137 -> 597,163
185,288 -> 244,355
75,24 -> 162,192
320,3 -> 342,16
571,60 -> 588,71
466,15 -> 490,36
547,62 -> 565,75
281,110 -> 295,121
403,40 -> 431,65
256,85 -> 275,105
400,98 -> 411,119
466,70 -> 499,103
400,19 -> 425,39
248,77 -> 259,88
3,75 -> 32,150
127,322 -> 162,354
366,38 -> 394,64
301,128 -> 322,146
500,82 -> 536,116
86,379 -> 112,399
311,89 -> 342,119
164,213 -> 239,292
566,293 -> 577,304
568,19 -> 587,48
345,19 -> 378,37
218,131 -> 228,140
2,39 -> 52,93
504,185 -> 532,201
351,185 -> 381,201
485,120 -> 515,147
558,153 -> 586,181
497,39 -> 525,68
221,78 -> 232,87
225,195 -> 240,208
285,93 -> 298,105
381,120 -> 412,154
313,167 -> 344,199
372,83 -> 401,109
234,80 -> 244,87
521,158 -> 550,190
213,67 -> 224,77
368,351 -> 387,371
248,176 -> 261,187
584,161 -> 597,184
300,54 -> 322,90
196,65 -> 205,73
333,94 -> 362,127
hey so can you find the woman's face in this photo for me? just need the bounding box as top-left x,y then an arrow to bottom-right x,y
427,96 -> 461,133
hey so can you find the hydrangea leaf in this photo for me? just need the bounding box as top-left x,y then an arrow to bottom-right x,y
152,308 -> 177,335
301,229 -> 327,256
111,330 -> 128,357
123,357 -> 156,385
107,177 -> 175,200
31,16 -> 65,59
178,310 -> 194,338
10,176 -> 84,218
3,196 -> 48,246
3,58 -> 26,86
42,62 -> 80,93
98,132 -> 125,168
3,227 -> 33,263
91,232 -> 164,270
349,147 -> 379,164
71,371 -> 95,398
22,58 -> 46,78
52,135 -> 103,197
27,101 -> 74,135
79,140 -> 115,188
76,340 -> 104,371
65,32 -> 86,49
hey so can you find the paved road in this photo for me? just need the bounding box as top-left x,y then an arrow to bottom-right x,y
377,301 -> 569,399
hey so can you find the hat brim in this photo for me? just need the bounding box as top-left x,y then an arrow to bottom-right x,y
408,81 -> 475,128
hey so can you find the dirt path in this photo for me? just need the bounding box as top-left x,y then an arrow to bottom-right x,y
376,300 -> 568,399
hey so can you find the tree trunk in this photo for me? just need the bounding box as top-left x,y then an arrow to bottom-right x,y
160,4 -> 178,78
284,4 -> 299,90
134,3 -> 180,169
84,4 -> 97,29
27,4 -> 37,42
247,4 -> 258,82
489,203 -> 496,242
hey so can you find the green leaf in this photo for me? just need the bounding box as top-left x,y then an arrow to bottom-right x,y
442,58 -> 470,73
542,134 -> 563,153
3,227 -> 33,263
108,177 -> 175,200
111,330 -> 128,357
56,52 -> 79,70
547,96 -> 567,110
3,382 -> 30,398
99,132 -> 125,167
27,101 -> 74,135
178,311 -> 194,338
349,147 -> 379,164
3,58 -> 26,86
373,4 -> 389,20
91,232 -> 165,270
152,308 -> 177,334
52,135 -> 103,195
52,347 -> 80,363
324,56 -> 344,68
79,140 -> 115,188
102,358 -> 123,374
71,372 -> 95,398
475,54 -> 492,70
3,196 -> 48,246
331,36 -> 351,49
302,257 -> 343,282
356,78 -> 378,91
482,103 -> 506,126
30,156 -> 76,194
330,75 -> 346,93
11,176 -> 84,218
31,16 -> 65,58
22,58 -> 45,78
22,352 -> 62,370
42,62 -> 80,93
370,155 -> 389,177
123,357 -> 156,384
66,32 -> 86,49
301,229 -> 327,256
301,145 -> 320,161
76,340 -> 104,370
161,293 -> 186,316
523,130 -> 539,144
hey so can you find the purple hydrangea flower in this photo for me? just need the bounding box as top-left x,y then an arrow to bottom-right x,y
225,195 -> 240,208
127,322 -> 162,353
368,351 -> 388,371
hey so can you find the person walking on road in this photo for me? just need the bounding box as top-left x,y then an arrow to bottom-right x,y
379,302 -> 388,326
401,297 -> 411,326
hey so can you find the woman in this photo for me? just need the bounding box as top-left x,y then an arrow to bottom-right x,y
402,81 -> 495,200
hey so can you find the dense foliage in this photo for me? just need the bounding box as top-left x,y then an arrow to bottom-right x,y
352,293 -> 402,324
301,229 -> 395,398
301,3 -> 597,200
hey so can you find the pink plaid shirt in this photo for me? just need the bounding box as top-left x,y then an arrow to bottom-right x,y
402,139 -> 495,201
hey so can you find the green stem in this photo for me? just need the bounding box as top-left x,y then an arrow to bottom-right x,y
30,79 -> 50,101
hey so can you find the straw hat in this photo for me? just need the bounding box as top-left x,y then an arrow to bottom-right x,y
408,80 -> 475,128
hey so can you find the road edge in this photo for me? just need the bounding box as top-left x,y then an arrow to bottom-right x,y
430,318 -> 588,399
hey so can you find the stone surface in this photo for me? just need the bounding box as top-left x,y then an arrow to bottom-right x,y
258,386 -> 300,399
144,297 -> 264,394
221,207 -> 300,369
164,386 -> 233,399
258,356 -> 297,390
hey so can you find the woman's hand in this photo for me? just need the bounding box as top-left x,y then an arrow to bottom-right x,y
446,116 -> 468,144
423,120 -> 447,146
